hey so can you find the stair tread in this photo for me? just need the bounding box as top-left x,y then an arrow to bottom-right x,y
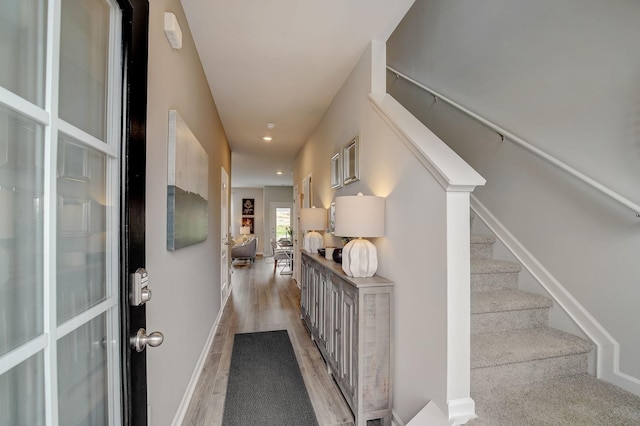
469,374 -> 640,425
471,234 -> 496,244
472,328 -> 594,369
471,258 -> 522,274
471,290 -> 552,314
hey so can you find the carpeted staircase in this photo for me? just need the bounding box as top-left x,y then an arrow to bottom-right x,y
468,222 -> 640,425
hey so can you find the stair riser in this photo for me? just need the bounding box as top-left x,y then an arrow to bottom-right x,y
472,308 -> 549,335
471,353 -> 589,393
471,272 -> 519,291
471,243 -> 494,260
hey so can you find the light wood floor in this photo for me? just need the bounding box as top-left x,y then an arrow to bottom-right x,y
182,257 -> 355,426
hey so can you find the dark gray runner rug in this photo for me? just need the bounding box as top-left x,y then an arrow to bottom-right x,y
222,330 -> 319,426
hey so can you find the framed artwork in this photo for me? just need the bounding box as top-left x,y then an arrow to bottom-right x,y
242,198 -> 255,215
343,134 -> 359,185
330,151 -> 342,189
328,202 -> 336,234
242,216 -> 254,234
167,110 -> 209,251
302,174 -> 311,208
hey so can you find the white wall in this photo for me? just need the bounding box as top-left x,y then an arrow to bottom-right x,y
387,0 -> 640,387
294,44 -> 480,423
145,0 -> 231,423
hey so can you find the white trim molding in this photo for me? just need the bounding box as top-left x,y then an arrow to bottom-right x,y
447,397 -> 477,425
370,89 -> 484,424
369,93 -> 485,193
392,409 -> 406,426
471,195 -> 640,396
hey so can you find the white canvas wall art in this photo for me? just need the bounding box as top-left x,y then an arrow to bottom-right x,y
167,110 -> 209,250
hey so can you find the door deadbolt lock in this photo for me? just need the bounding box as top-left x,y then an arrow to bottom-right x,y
130,268 -> 152,306
130,328 -> 164,352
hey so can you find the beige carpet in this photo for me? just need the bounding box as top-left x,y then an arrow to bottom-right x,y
469,224 -> 640,424
470,374 -> 640,425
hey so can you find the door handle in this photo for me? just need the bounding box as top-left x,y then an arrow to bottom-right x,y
131,328 -> 164,352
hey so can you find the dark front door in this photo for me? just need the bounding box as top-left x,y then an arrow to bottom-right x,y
119,0 -> 152,424
0,0 -> 150,424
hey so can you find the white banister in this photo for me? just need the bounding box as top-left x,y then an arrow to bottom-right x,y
388,66 -> 640,217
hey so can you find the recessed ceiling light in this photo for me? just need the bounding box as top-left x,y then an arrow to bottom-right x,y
262,136 -> 272,141
265,123 -> 276,130
276,171 -> 283,175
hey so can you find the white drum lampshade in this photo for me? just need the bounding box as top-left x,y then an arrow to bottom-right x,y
239,226 -> 250,242
300,207 -> 326,253
334,193 -> 385,278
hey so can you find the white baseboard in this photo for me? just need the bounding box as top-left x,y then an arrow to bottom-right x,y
170,306 -> 224,426
392,409 -> 406,426
471,195 -> 640,396
447,397 -> 477,425
397,400 -> 475,426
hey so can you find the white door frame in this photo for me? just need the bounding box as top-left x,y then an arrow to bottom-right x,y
220,168 -> 230,307
292,184 -> 300,282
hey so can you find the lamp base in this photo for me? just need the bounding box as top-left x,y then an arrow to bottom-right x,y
342,238 -> 377,278
303,231 -> 324,253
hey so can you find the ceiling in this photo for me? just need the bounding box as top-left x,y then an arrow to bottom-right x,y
180,0 -> 414,188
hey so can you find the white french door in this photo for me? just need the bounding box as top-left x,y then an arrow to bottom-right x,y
0,0 -> 124,425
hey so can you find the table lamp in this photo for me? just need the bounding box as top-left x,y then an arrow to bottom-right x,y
334,192 -> 385,278
300,206 -> 326,253
239,226 -> 250,242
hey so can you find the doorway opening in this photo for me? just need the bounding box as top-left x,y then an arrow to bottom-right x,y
269,202 -> 292,256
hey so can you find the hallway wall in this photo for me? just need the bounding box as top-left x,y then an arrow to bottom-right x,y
387,0 -> 640,388
295,43 -> 465,423
145,0 -> 231,423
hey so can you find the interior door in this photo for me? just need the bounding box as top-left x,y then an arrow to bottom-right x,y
220,167 -> 230,306
0,0 -> 150,425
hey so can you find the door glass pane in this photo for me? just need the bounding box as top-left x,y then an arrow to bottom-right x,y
0,352 -> 45,426
275,207 -> 291,241
57,135 -> 107,324
0,0 -> 47,107
59,0 -> 110,140
0,104 -> 44,356
58,314 -> 108,426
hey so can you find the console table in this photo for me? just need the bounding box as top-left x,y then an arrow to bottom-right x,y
300,252 -> 393,426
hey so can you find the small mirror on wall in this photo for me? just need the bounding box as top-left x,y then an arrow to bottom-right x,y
343,135 -> 359,185
330,151 -> 342,189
